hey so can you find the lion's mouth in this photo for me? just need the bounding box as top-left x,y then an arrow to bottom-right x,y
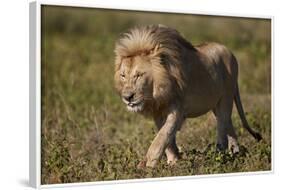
128,101 -> 141,107
126,100 -> 144,112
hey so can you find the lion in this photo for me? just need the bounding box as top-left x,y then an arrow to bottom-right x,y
114,24 -> 262,168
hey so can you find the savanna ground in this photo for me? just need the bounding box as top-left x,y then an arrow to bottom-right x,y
41,6 -> 271,184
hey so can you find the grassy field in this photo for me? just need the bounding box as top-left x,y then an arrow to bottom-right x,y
41,6 -> 271,184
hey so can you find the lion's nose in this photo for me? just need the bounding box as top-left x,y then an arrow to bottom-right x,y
123,92 -> 135,102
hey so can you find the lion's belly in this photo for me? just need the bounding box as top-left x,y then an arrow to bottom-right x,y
183,71 -> 223,118
183,93 -> 219,118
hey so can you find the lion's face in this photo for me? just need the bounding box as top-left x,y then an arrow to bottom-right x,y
116,56 -> 153,112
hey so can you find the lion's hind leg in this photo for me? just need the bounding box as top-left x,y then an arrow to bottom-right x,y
226,121 -> 239,153
213,96 -> 239,153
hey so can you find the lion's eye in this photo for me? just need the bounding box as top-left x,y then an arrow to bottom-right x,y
135,73 -> 144,80
120,74 -> 125,80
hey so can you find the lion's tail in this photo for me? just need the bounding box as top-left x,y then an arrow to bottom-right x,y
234,84 -> 262,141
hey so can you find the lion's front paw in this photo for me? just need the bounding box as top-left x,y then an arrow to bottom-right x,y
167,156 -> 178,165
137,159 -> 147,169
137,157 -> 158,168
166,150 -> 180,165
145,159 -> 158,168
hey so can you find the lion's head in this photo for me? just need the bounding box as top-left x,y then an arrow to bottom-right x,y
114,25 -> 196,113
116,55 -> 156,112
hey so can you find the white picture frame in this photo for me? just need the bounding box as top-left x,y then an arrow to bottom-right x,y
29,1 -> 274,189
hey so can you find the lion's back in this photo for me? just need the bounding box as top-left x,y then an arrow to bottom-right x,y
195,42 -> 238,82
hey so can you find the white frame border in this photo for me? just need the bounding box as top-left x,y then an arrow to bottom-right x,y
29,0 -> 274,189
30,1 -> 41,189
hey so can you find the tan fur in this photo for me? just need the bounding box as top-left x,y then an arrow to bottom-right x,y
114,25 -> 262,168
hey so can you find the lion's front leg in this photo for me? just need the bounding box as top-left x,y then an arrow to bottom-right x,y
153,115 -> 180,165
165,136 -> 179,165
145,109 -> 183,167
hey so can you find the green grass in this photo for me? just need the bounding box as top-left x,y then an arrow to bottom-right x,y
41,6 -> 271,184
